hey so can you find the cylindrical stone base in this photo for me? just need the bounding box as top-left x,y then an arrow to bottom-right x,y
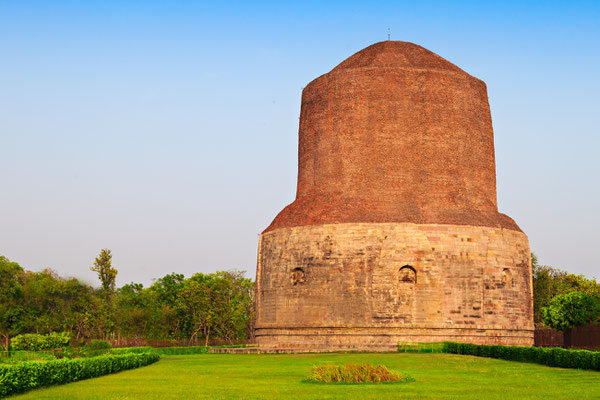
255,222 -> 534,350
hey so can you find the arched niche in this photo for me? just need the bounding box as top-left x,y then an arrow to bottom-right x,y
501,268 -> 513,288
399,265 -> 417,284
291,267 -> 305,285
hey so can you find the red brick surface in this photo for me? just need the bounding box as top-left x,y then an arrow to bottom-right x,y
265,41 -> 520,233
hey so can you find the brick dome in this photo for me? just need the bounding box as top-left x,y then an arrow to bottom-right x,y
265,41 -> 520,232
331,41 -> 466,74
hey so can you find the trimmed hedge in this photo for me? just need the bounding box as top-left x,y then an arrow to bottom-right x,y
443,342 -> 600,371
109,346 -> 209,355
110,345 -> 247,356
397,342 -> 445,353
150,346 -> 210,355
110,346 -> 154,355
0,352 -> 159,397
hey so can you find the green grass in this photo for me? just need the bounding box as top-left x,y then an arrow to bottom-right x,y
10,353 -> 600,399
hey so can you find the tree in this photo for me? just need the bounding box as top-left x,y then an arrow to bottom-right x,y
43,332 -> 70,355
11,333 -> 45,358
115,283 -> 161,339
176,279 -> 213,345
532,253 -> 553,323
0,256 -> 24,355
531,252 -> 600,323
541,292 -> 600,347
150,273 -> 185,306
90,249 -> 118,293
177,271 -> 255,345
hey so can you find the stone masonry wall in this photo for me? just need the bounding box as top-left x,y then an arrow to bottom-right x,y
255,222 -> 533,350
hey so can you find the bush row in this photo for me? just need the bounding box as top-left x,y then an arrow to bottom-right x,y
443,342 -> 600,370
0,352 -> 159,398
110,344 -> 247,356
108,346 -> 209,355
150,346 -> 211,355
110,346 -> 154,355
397,342 -> 445,353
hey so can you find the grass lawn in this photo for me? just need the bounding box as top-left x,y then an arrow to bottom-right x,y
11,353 -> 600,399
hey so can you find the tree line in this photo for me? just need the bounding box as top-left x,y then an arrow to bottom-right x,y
0,250 -> 254,353
1,250 -> 598,353
531,253 -> 600,324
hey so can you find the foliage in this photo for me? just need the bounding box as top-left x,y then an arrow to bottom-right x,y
175,271 -> 254,345
44,332 -> 70,351
532,252 -> 600,323
0,256 -> 24,354
108,345 -> 245,356
0,253 -> 255,346
10,334 -> 45,353
397,342 -> 445,353
307,363 -> 413,383
144,346 -> 209,355
16,268 -> 109,341
443,341 -> 600,370
82,339 -> 112,356
110,346 -> 154,355
84,339 -> 112,350
541,292 -> 600,331
90,249 -> 118,293
0,352 -> 159,397
10,332 -> 70,358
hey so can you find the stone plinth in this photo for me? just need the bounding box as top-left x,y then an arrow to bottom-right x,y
255,223 -> 533,350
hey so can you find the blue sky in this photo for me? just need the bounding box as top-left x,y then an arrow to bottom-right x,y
1,1 -> 599,286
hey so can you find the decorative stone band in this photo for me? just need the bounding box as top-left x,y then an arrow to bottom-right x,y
255,222 -> 534,350
255,326 -> 534,350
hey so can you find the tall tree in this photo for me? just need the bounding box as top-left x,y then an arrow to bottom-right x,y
0,256 -> 24,354
531,252 -> 600,323
541,292 -> 600,347
90,249 -> 118,293
176,279 -> 213,345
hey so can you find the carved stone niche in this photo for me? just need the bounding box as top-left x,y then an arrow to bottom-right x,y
399,265 -> 417,284
501,268 -> 513,288
291,267 -> 305,285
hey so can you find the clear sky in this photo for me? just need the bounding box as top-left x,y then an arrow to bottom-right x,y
1,1 -> 599,287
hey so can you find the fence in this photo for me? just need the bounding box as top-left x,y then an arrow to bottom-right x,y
534,324 -> 600,350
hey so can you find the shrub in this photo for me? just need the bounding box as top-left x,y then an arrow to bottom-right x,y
110,346 -> 154,355
307,363 -> 414,384
10,332 -> 71,357
43,332 -> 70,353
10,334 -> 45,355
442,341 -> 600,371
82,340 -> 112,356
152,346 -> 210,355
109,345 -> 247,356
397,342 -> 444,353
84,339 -> 112,351
0,352 -> 159,397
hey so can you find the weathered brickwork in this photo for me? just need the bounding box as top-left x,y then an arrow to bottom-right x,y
256,223 -> 533,350
266,41 -> 520,233
255,41 -> 534,350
